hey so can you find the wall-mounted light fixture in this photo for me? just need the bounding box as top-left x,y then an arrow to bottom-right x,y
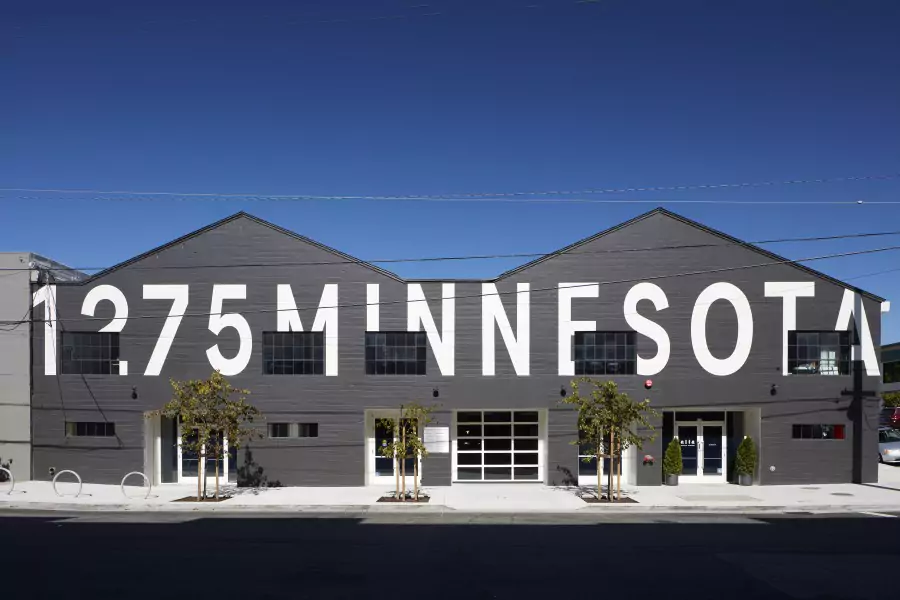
131,386 -> 138,400
770,384 -> 778,397
432,388 -> 439,398
560,386 -> 567,398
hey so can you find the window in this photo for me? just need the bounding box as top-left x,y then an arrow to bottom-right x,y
298,423 -> 318,438
456,410 -> 540,481
791,424 -> 846,440
268,423 -> 319,438
787,331 -> 849,375
61,332 -> 120,375
365,332 -> 426,375
269,423 -> 291,438
578,427 -> 616,478
574,332 -> 636,375
885,361 -> 900,384
263,332 -> 324,375
880,429 -> 900,443
66,421 -> 116,437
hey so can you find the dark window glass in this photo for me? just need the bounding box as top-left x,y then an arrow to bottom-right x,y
457,467 -> 482,480
792,424 -> 846,440
787,331 -> 850,375
484,439 -> 511,451
515,439 -> 539,451
514,411 -> 539,423
885,361 -> 900,384
485,467 -> 513,480
484,411 -> 512,423
60,332 -> 120,375
514,424 -> 539,437
484,424 -> 512,437
574,331 -> 636,375
65,421 -> 115,437
458,438 -> 482,451
457,411 -> 481,423
365,332 -> 426,375
298,423 -> 318,438
514,467 -> 539,480
262,332 -> 325,376
269,423 -> 290,438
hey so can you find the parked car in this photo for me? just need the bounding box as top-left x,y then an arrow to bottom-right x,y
878,427 -> 900,464
881,407 -> 900,429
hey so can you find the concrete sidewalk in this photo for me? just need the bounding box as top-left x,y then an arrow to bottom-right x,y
4,465 -> 900,515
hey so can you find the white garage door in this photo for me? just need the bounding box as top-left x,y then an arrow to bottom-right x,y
454,410 -> 543,482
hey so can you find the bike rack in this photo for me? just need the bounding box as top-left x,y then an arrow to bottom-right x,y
120,471 -> 152,500
0,467 -> 13,495
52,470 -> 83,498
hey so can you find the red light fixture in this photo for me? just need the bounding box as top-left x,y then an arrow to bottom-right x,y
644,379 -> 653,390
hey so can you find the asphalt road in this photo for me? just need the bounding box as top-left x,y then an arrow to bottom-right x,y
1,510 -> 897,600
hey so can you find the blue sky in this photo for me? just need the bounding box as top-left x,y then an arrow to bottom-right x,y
3,0 -> 900,341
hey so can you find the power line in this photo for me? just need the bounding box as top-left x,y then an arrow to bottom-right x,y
27,243 -> 900,328
2,171 -> 898,203
5,227 -> 900,274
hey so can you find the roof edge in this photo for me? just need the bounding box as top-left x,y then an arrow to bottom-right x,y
71,211 -> 404,284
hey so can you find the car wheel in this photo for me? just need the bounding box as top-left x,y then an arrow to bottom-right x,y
879,454 -> 884,464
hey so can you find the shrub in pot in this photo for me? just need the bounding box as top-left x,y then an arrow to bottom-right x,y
735,436 -> 756,486
663,438 -> 682,486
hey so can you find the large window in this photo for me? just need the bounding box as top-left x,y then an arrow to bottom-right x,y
787,331 -> 850,375
574,332 -> 636,375
792,424 -> 846,440
456,411 -> 540,481
61,332 -> 120,375
263,332 -> 324,375
365,332 -> 426,375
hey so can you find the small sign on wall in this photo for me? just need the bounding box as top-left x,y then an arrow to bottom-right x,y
424,426 -> 450,453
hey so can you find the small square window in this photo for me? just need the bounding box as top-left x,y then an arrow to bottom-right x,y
269,423 -> 291,438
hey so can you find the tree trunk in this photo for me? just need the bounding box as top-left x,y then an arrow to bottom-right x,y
197,449 -> 202,501
607,429 -> 615,502
394,438 -> 400,499
596,447 -> 602,500
215,448 -> 220,500
616,438 -> 622,502
401,422 -> 407,502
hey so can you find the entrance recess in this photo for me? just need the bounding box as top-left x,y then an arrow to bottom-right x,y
366,410 -> 419,486
676,420 -> 727,483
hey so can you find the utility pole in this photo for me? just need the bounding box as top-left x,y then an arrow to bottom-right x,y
842,292 -> 877,484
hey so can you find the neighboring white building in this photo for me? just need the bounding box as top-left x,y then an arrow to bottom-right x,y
0,253 -> 82,481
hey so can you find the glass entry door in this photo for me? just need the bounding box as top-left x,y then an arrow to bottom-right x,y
676,421 -> 726,483
368,411 -> 419,486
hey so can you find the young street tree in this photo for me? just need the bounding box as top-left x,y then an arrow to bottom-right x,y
155,371 -> 261,500
377,402 -> 438,502
562,378 -> 659,502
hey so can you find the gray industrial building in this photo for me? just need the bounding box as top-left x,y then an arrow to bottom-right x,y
26,209 -> 889,488
0,253 -> 82,481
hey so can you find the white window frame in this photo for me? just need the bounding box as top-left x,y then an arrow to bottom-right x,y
365,410 -> 422,486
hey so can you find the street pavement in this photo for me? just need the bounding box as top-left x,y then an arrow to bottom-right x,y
1,509 -> 897,599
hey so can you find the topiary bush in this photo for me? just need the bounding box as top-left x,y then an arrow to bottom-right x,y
663,438 -> 682,475
735,436 -> 757,477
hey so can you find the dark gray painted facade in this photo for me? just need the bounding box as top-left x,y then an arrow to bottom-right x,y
30,209 -> 884,487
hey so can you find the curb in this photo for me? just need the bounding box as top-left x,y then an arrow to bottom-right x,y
2,501 -> 898,516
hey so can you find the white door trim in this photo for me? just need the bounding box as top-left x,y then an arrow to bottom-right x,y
676,420 -> 727,484
366,410 -> 421,487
